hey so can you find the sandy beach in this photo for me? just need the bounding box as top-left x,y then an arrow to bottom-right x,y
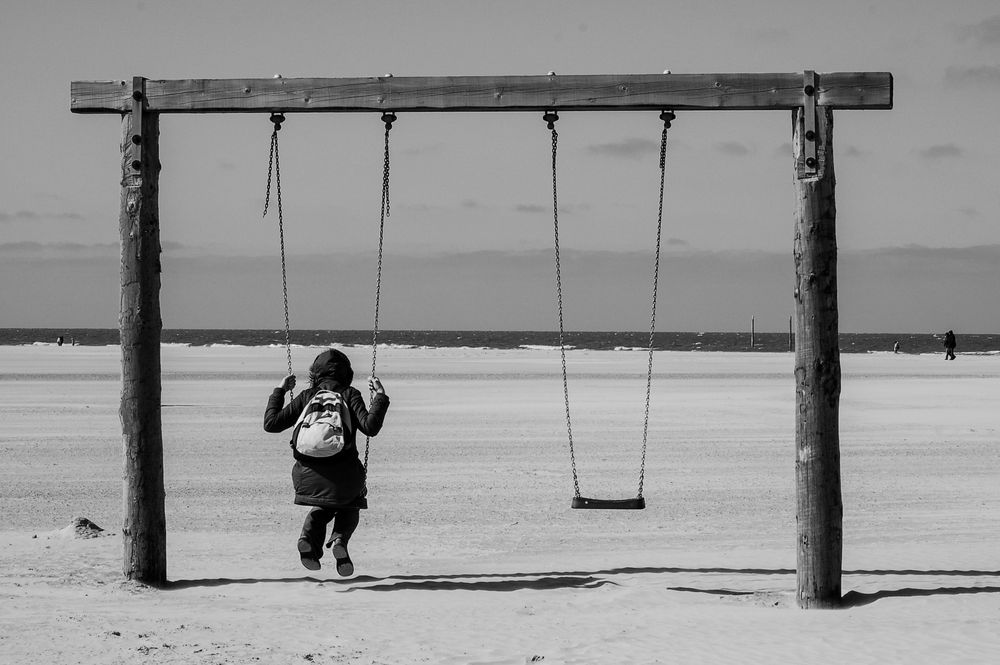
1,344 -> 999,664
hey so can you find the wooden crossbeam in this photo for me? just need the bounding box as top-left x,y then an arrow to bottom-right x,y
72,72 -> 892,114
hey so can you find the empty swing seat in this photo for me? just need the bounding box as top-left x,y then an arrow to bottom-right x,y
572,496 -> 646,510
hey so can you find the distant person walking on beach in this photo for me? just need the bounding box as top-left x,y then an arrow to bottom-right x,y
893,340 -> 900,354
943,330 -> 957,360
263,348 -> 390,576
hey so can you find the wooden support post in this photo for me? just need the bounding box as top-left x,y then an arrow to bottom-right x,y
793,102 -> 842,608
119,77 -> 166,585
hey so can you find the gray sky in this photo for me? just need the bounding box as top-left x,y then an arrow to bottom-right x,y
2,0 -> 998,332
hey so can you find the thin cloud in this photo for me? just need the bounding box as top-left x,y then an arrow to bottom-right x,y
944,65 -> 1000,89
715,141 -> 751,156
872,244 -> 1000,263
158,240 -> 193,252
0,241 -> 117,256
667,237 -> 689,247
0,240 -> 184,256
586,138 -> 659,159
515,204 -> 547,214
0,210 -> 85,223
842,146 -> 867,158
0,211 -> 37,222
958,15 -> 1000,46
401,199 -> 485,212
401,202 -> 443,213
918,144 -> 963,159
514,203 -> 584,215
0,241 -> 47,253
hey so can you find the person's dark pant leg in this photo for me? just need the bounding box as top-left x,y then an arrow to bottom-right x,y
300,506 -> 336,556
330,508 -> 360,546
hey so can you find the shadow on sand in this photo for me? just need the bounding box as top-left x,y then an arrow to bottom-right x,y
165,566 -> 1000,601
840,585 -> 1000,608
166,573 -> 612,592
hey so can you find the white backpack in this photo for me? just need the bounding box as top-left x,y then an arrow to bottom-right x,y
291,389 -> 352,458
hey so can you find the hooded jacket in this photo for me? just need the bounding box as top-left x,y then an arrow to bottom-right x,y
263,349 -> 390,507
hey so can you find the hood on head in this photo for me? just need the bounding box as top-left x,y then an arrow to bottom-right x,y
309,348 -> 354,388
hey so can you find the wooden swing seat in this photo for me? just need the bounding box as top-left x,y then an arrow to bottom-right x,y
571,496 -> 646,510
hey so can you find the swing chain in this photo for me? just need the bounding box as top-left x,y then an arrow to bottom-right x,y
637,110 -> 673,499
549,110 -> 673,502
263,113 -> 294,396
545,111 -> 582,499
366,112 -> 395,471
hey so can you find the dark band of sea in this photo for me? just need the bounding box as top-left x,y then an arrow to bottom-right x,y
2,329 -> 998,355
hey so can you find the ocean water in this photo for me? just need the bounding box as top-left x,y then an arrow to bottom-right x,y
2,328 -> 997,355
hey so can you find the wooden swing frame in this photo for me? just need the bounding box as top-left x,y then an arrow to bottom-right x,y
71,71 -> 893,608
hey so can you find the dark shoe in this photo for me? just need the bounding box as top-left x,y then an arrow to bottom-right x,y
328,537 -> 354,577
297,538 -> 321,571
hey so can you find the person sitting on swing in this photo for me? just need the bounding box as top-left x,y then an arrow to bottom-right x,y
263,348 -> 389,575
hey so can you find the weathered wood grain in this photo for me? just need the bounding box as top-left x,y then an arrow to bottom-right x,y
793,105 -> 843,609
72,72 -> 892,114
119,85 -> 167,587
